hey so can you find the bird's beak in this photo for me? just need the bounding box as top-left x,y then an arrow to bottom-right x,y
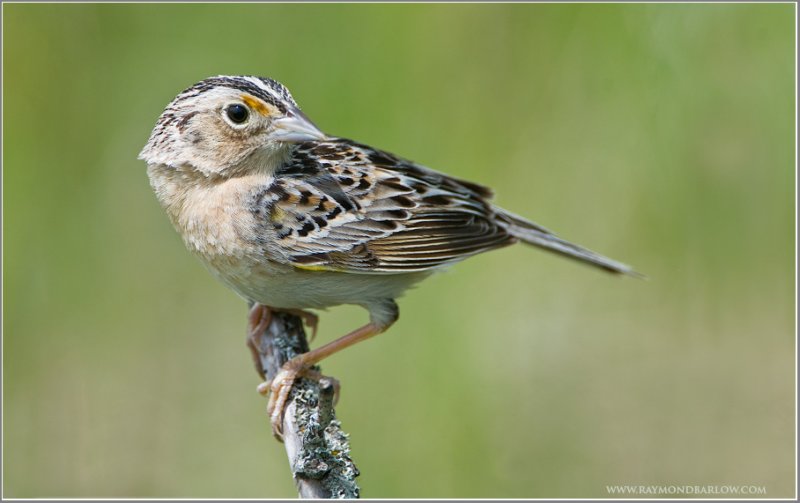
268,107 -> 328,143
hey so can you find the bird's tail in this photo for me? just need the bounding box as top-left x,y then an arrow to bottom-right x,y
495,208 -> 641,277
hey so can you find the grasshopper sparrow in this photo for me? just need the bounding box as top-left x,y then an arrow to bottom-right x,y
139,76 -> 636,439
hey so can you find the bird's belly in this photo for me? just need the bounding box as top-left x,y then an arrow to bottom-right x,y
204,252 -> 432,310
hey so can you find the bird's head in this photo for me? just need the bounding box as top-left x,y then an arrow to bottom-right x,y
139,75 -> 327,177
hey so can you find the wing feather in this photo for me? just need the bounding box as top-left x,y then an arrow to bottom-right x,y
250,138 -> 514,273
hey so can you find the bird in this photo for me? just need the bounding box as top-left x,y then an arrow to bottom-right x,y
139,75 -> 637,439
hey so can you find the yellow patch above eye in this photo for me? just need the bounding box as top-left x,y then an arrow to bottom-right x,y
241,95 -> 274,116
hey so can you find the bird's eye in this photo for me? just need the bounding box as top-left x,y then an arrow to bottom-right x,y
225,104 -> 249,124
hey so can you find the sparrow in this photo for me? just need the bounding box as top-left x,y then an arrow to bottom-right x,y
139,75 -> 636,439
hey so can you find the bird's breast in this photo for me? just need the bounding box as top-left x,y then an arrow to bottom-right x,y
147,163 -> 271,259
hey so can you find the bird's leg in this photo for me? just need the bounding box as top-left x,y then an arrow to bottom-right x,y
280,308 -> 319,342
246,303 -> 273,378
259,320 -> 390,440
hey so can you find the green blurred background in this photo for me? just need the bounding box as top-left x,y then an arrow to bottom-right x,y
3,3 -> 795,498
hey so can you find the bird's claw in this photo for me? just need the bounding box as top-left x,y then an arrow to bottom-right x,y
258,363 -> 304,441
258,365 -> 341,441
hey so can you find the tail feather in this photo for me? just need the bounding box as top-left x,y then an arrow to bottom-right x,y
496,209 -> 641,277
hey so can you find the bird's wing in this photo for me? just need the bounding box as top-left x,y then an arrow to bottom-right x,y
251,138 -> 516,273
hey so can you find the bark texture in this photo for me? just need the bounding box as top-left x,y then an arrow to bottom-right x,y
254,310 -> 360,499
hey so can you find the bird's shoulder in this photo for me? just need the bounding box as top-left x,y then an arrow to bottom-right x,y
248,138 -> 513,272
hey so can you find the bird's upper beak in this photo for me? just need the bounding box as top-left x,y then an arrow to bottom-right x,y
268,107 -> 328,143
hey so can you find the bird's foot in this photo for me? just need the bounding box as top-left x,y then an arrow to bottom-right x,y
257,361 -> 340,441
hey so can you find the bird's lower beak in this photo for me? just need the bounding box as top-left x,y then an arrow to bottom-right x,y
268,108 -> 327,143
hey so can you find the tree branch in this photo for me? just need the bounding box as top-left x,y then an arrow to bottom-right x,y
253,310 -> 360,499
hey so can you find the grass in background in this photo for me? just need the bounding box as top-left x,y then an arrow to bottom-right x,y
3,3 -> 795,498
